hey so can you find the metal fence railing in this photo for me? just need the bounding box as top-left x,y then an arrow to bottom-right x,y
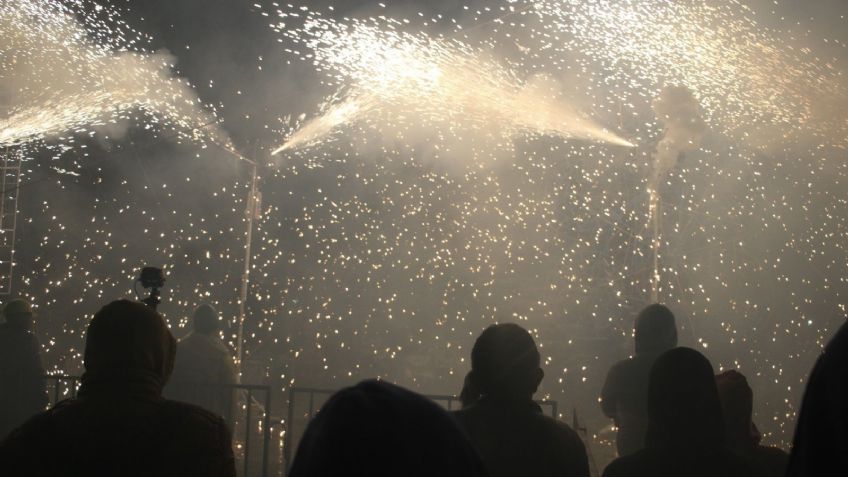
42,375 -> 277,477
282,387 -> 558,476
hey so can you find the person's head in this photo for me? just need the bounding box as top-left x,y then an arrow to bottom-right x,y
646,347 -> 724,451
83,300 -> 176,390
192,304 -> 220,335
787,320 -> 848,477
290,380 -> 486,477
3,298 -> 34,331
634,304 -> 678,354
715,370 -> 756,448
469,323 -> 543,399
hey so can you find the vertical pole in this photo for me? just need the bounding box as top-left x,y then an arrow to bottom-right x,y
262,387 -> 272,477
285,389 -> 296,476
649,190 -> 661,303
244,388 -> 253,477
237,161 -> 258,375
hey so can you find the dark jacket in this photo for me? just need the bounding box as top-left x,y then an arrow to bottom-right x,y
0,300 -> 235,477
787,320 -> 848,477
453,396 -> 590,477
165,332 -> 237,426
0,322 -> 47,440
602,347 -> 761,477
601,306 -> 677,456
290,380 -> 487,477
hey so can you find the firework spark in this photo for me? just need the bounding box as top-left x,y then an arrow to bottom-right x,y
0,0 -> 226,148
272,14 -> 633,153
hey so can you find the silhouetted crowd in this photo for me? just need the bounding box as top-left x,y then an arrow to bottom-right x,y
0,298 -> 845,477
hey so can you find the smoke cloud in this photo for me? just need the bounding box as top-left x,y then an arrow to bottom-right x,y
650,85 -> 707,190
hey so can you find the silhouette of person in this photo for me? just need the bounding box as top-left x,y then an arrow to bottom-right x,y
601,304 -> 677,456
715,370 -> 788,477
0,299 -> 236,477
786,319 -> 848,477
289,379 -> 487,477
453,323 -> 590,477
165,304 -> 237,427
602,347 -> 761,477
0,299 -> 47,440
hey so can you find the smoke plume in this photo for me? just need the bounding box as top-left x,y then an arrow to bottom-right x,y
650,85 -> 706,191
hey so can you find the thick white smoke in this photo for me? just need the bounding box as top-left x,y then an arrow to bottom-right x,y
650,85 -> 707,191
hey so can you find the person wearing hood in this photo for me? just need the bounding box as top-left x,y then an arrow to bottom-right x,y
602,347 -> 761,477
715,370 -> 788,477
289,379 -> 488,477
601,304 -> 678,456
0,299 -> 235,477
452,323 -> 590,477
786,320 -> 848,477
0,299 -> 47,440
164,304 -> 237,427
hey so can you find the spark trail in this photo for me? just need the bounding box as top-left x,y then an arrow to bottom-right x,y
0,0 -> 227,148
532,0 -> 848,146
272,15 -> 633,153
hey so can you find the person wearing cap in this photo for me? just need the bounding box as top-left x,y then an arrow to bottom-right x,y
715,370 -> 788,477
0,299 -> 47,440
453,323 -> 590,477
0,299 -> 235,476
165,304 -> 237,427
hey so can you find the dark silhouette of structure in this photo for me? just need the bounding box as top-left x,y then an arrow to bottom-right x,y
289,379 -> 487,477
165,304 -> 237,426
602,347 -> 760,477
0,299 -> 235,477
787,320 -> 848,477
0,299 -> 46,440
715,370 -> 788,477
601,304 -> 677,456
459,370 -> 481,409
453,323 -> 590,477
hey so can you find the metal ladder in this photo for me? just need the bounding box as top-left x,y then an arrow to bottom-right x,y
0,147 -> 23,295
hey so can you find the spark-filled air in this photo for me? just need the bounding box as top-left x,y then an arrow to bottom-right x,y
1,0 -> 847,465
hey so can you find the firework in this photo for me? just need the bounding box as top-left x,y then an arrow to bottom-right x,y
0,0 -> 226,148
272,14 -> 633,153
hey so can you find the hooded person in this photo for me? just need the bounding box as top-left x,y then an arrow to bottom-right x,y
289,379 -> 487,477
0,299 -> 47,440
164,304 -> 237,427
601,304 -> 678,456
452,323 -> 590,477
602,347 -> 760,477
715,370 -> 788,477
0,299 -> 235,477
786,320 -> 848,477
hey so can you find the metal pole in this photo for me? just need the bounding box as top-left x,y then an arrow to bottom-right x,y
649,191 -> 661,303
236,161 -> 258,375
262,387 -> 272,477
244,388 -> 253,477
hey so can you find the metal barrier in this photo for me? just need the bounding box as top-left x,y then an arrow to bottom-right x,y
283,387 -> 558,476
42,375 -> 276,477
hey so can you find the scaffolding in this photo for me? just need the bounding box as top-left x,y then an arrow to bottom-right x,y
0,147 -> 23,295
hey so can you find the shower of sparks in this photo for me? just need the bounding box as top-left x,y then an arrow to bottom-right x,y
531,0 -> 848,146
8,0 -> 848,460
271,13 -> 634,154
0,0 -> 227,148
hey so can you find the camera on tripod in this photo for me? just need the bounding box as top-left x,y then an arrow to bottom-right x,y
135,266 -> 166,309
